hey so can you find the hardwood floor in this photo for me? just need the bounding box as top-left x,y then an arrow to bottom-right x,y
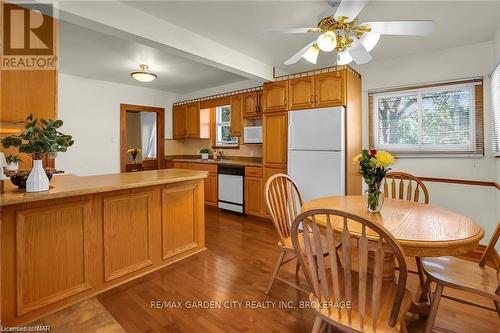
26,208 -> 498,332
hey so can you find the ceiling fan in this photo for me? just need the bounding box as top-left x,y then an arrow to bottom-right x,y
262,0 -> 435,66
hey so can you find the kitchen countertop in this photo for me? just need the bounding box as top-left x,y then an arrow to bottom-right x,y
0,169 -> 208,206
165,156 -> 262,167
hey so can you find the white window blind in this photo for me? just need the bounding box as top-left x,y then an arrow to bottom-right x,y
492,63 -> 500,156
369,79 -> 483,155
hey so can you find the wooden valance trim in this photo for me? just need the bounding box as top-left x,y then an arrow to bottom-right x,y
173,86 -> 262,107
272,64 -> 361,81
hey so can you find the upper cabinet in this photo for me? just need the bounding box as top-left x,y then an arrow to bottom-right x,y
230,94 -> 243,137
172,102 -> 209,139
172,104 -> 187,139
262,81 -> 288,113
185,102 -> 200,138
314,71 -> 345,108
288,76 -> 315,110
243,91 -> 261,118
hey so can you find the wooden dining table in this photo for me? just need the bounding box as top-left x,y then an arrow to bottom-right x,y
302,195 -> 485,281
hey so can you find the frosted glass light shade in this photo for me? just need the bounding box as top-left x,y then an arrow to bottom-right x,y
317,31 -> 337,52
301,44 -> 320,64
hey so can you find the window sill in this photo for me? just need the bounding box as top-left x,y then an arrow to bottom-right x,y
387,153 -> 484,159
212,145 -> 240,149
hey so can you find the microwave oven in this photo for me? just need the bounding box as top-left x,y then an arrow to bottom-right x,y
243,126 -> 262,144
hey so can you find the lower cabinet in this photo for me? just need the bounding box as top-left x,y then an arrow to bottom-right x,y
161,182 -> 201,260
165,161 -> 218,206
244,177 -> 263,216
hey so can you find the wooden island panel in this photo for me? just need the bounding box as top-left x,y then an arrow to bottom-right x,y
0,170 -> 207,326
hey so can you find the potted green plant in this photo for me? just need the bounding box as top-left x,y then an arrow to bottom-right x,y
1,114 -> 74,192
5,154 -> 22,171
199,148 -> 210,160
353,149 -> 395,212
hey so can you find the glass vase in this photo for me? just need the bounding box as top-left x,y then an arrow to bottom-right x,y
365,184 -> 384,213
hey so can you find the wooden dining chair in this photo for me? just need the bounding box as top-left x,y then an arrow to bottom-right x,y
264,173 -> 330,295
384,172 -> 429,292
291,208 -> 413,333
420,222 -> 500,333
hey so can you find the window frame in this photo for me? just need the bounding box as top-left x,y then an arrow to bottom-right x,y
214,105 -> 238,148
369,79 -> 483,157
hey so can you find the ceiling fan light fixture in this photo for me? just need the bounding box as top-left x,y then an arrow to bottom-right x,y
359,32 -> 380,52
301,43 -> 320,64
131,64 -> 157,82
316,31 -> 337,52
336,50 -> 353,65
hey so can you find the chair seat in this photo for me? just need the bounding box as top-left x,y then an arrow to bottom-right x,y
312,270 -> 413,333
421,256 -> 500,301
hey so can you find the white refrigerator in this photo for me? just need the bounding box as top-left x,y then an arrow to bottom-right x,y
287,107 -> 345,202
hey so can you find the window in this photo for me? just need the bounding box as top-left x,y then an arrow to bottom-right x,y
215,105 -> 237,147
370,80 -> 483,155
492,64 -> 500,156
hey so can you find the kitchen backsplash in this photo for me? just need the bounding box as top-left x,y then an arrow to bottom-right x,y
165,139 -> 262,158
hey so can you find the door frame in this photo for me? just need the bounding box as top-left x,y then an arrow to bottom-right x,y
120,104 -> 165,173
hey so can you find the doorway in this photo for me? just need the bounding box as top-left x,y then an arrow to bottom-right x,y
120,104 -> 164,172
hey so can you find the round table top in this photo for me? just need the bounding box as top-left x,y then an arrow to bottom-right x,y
302,195 -> 485,257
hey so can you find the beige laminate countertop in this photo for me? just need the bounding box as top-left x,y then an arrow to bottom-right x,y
0,169 -> 208,207
166,157 -> 262,167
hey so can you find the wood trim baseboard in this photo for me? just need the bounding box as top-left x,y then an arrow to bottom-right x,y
418,176 -> 500,190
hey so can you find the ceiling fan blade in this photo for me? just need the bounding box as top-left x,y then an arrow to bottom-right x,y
358,32 -> 380,52
284,41 -> 316,65
318,0 -> 342,20
362,20 -> 435,36
349,38 -> 373,64
334,0 -> 370,21
259,28 -> 321,36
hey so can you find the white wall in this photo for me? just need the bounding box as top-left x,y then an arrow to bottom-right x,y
356,41 -> 498,242
58,73 -> 178,176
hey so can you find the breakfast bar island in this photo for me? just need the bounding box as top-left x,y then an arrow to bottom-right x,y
0,169 -> 208,326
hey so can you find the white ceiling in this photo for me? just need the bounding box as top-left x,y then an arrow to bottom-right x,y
59,21 -> 249,93
59,1 -> 500,93
127,1 -> 500,73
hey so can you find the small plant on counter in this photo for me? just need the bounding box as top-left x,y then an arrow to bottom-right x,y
127,147 -> 141,162
5,154 -> 22,171
0,114 -> 74,192
199,148 -> 210,160
353,149 -> 395,212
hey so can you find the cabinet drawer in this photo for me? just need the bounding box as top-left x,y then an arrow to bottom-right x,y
245,166 -> 263,178
187,162 -> 218,174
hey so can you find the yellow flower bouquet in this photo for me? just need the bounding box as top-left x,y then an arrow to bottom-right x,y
127,147 -> 141,162
353,149 -> 395,212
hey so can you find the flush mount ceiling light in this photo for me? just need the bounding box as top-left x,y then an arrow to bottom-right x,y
262,0 -> 435,66
131,64 -> 157,82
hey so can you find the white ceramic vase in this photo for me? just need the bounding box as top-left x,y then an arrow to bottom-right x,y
6,162 -> 19,171
26,160 -> 49,192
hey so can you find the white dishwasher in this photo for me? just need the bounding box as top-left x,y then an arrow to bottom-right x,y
218,165 -> 244,213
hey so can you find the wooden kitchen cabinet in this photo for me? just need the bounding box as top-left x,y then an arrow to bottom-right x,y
185,102 -> 200,138
262,81 -> 288,113
166,161 -> 218,206
243,91 -> 261,118
263,113 -> 287,167
172,105 -> 187,139
230,94 -> 243,137
245,177 -> 263,217
314,71 -> 345,107
288,76 -> 315,110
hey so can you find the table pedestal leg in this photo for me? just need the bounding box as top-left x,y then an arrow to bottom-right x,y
368,251 -> 395,282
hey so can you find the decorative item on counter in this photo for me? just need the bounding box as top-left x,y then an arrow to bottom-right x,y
353,149 -> 395,213
199,148 -> 210,160
1,114 -> 74,192
127,147 -> 141,163
0,152 -> 8,193
5,154 -> 22,171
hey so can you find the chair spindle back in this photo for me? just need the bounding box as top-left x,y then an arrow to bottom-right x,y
264,174 -> 303,246
291,209 -> 408,330
479,222 -> 500,272
384,172 -> 429,204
